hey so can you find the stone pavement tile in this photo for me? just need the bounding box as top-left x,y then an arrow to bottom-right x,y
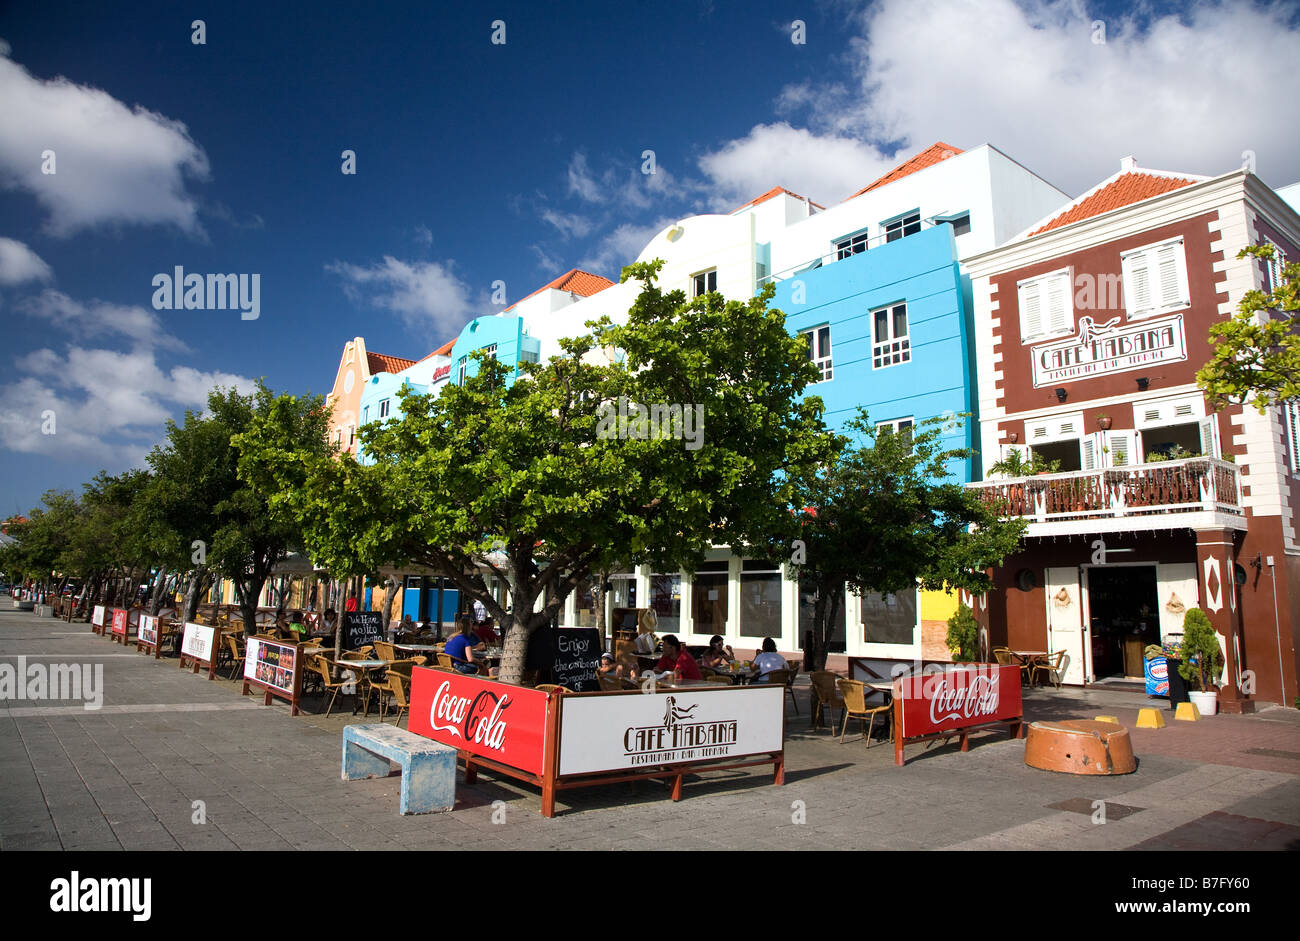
1220,779 -> 1300,827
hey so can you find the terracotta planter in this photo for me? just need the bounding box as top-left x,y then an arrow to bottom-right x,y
1097,417 -> 1112,430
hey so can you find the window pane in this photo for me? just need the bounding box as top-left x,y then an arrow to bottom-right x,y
573,582 -> 598,628
740,571 -> 782,638
817,326 -> 830,357
893,305 -> 908,338
798,579 -> 845,653
692,572 -> 729,633
861,588 -> 916,645
874,309 -> 888,340
650,574 -> 681,633
903,213 -> 921,236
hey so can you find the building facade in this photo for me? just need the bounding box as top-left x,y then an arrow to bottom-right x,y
964,159 -> 1299,708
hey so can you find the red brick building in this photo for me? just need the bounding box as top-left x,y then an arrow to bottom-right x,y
964,158 -> 1299,709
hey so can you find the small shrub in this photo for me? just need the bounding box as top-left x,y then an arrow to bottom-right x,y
1177,608 -> 1223,691
946,603 -> 979,663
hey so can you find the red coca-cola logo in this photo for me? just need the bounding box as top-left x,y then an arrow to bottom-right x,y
429,681 -> 512,753
928,674 -> 999,725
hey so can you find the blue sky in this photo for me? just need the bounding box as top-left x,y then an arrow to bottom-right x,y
1,0 -> 1297,516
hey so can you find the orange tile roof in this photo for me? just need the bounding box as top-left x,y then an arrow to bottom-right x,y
416,339 -> 456,362
367,352 -> 417,375
847,142 -> 964,199
731,186 -> 826,214
1028,172 -> 1199,236
504,268 -> 614,311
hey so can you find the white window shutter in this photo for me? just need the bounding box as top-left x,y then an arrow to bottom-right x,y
1082,435 -> 1099,471
1124,250 -> 1152,316
1157,244 -> 1180,308
1199,415 -> 1220,458
1107,432 -> 1132,467
1020,281 -> 1043,340
1047,274 -> 1069,333
1287,403 -> 1300,473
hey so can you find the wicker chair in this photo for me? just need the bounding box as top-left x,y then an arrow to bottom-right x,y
534,684 -> 574,694
372,640 -> 397,661
783,663 -> 801,714
809,670 -> 845,731
221,634 -> 245,681
310,656 -> 356,717
1031,650 -> 1067,689
835,678 -> 892,748
993,648 -> 1033,685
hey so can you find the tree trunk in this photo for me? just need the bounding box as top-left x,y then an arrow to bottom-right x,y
380,575 -> 398,637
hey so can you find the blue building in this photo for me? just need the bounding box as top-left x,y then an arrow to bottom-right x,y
771,222 -> 976,481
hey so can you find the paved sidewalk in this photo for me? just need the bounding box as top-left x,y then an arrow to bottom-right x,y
2,607 -> 1297,851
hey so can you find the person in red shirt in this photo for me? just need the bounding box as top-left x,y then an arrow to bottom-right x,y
344,596 -> 357,613
650,635 -> 701,682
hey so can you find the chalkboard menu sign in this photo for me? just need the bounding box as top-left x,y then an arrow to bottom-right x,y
343,611 -> 384,650
552,628 -> 601,693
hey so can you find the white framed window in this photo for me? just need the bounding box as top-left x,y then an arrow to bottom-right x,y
835,230 -> 869,260
876,417 -> 914,438
871,302 -> 910,369
347,425 -> 355,447
379,399 -> 390,419
692,269 -> 718,297
883,211 -> 921,243
361,405 -> 369,424
1017,268 -> 1073,343
949,213 -> 971,237
1121,237 -> 1190,319
482,344 -> 498,361
800,325 -> 833,381
1285,401 -> 1300,475
333,429 -> 342,447
456,356 -> 468,384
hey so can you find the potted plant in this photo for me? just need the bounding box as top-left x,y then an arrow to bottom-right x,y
1096,412 -> 1112,430
1178,607 -> 1223,715
987,447 -> 1030,478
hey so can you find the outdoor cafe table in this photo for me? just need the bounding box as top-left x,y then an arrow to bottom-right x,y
1011,651 -> 1050,685
328,659 -> 389,714
394,643 -> 441,654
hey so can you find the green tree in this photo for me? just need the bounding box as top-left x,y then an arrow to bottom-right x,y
789,413 -> 1027,671
1197,244 -> 1300,411
246,262 -> 833,683
152,381 -> 331,632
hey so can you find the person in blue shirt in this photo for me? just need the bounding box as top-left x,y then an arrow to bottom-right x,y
444,616 -> 482,674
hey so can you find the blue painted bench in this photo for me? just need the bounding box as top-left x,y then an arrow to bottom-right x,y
341,724 -> 456,815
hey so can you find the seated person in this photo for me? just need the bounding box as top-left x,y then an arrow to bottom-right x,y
321,608 -> 338,637
597,653 -> 623,677
699,634 -> 735,670
443,616 -> 483,674
649,635 -> 702,682
476,618 -> 499,645
751,637 -> 788,683
285,610 -> 309,640
395,613 -> 416,639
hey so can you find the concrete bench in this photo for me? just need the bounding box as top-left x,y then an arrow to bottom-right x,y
342,724 -> 456,815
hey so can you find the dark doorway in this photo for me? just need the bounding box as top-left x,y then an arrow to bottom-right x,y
1087,566 -> 1160,678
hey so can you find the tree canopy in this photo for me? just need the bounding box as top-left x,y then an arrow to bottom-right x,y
787,412 -> 1027,670
243,261 -> 834,682
1197,244 -> 1299,411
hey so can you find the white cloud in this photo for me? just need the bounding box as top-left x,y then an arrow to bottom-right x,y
697,122 -> 897,207
578,216 -> 678,276
0,346 -> 254,463
779,0 -> 1300,194
540,208 -> 595,239
18,289 -> 190,352
326,255 -> 479,337
0,237 -> 52,285
0,46 -> 210,235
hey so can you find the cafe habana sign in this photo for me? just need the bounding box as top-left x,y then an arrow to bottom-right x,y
1031,314 -> 1186,388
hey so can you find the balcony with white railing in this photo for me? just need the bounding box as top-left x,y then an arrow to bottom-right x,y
968,457 -> 1246,536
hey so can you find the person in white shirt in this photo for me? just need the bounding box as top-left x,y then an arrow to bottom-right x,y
750,637 -> 788,683
472,598 -> 488,624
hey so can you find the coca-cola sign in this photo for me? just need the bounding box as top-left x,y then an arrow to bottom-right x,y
895,664 -> 1022,738
409,668 -> 549,774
